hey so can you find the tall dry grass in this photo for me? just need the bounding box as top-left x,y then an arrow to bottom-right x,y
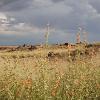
0,47 -> 100,100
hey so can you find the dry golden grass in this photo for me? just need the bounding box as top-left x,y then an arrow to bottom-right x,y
0,45 -> 100,100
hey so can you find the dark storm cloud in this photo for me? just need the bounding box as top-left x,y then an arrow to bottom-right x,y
0,0 -> 100,45
51,0 -> 65,3
0,0 -> 32,11
89,0 -> 100,13
0,0 -> 16,6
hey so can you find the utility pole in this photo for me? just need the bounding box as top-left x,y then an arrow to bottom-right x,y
45,22 -> 50,47
83,30 -> 88,43
76,27 -> 82,43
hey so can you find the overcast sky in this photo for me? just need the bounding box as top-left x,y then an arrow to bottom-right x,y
0,0 -> 100,45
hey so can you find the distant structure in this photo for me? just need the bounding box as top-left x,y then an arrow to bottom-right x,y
76,27 -> 88,44
45,22 -> 50,47
76,33 -> 81,43
76,27 -> 82,43
82,30 -> 88,43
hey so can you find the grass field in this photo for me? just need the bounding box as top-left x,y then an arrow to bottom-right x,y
0,44 -> 100,100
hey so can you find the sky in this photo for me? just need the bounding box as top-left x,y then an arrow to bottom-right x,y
0,0 -> 100,45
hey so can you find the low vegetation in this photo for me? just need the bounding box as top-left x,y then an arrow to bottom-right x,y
0,43 -> 100,100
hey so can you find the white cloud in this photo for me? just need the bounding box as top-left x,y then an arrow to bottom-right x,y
0,13 -> 7,20
10,17 -> 15,21
0,21 -> 46,35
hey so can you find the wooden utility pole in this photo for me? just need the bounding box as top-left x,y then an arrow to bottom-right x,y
83,30 -> 88,43
77,33 -> 80,43
45,22 -> 50,47
76,27 -> 82,43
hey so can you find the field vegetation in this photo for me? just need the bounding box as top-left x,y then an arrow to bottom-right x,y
0,43 -> 100,100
